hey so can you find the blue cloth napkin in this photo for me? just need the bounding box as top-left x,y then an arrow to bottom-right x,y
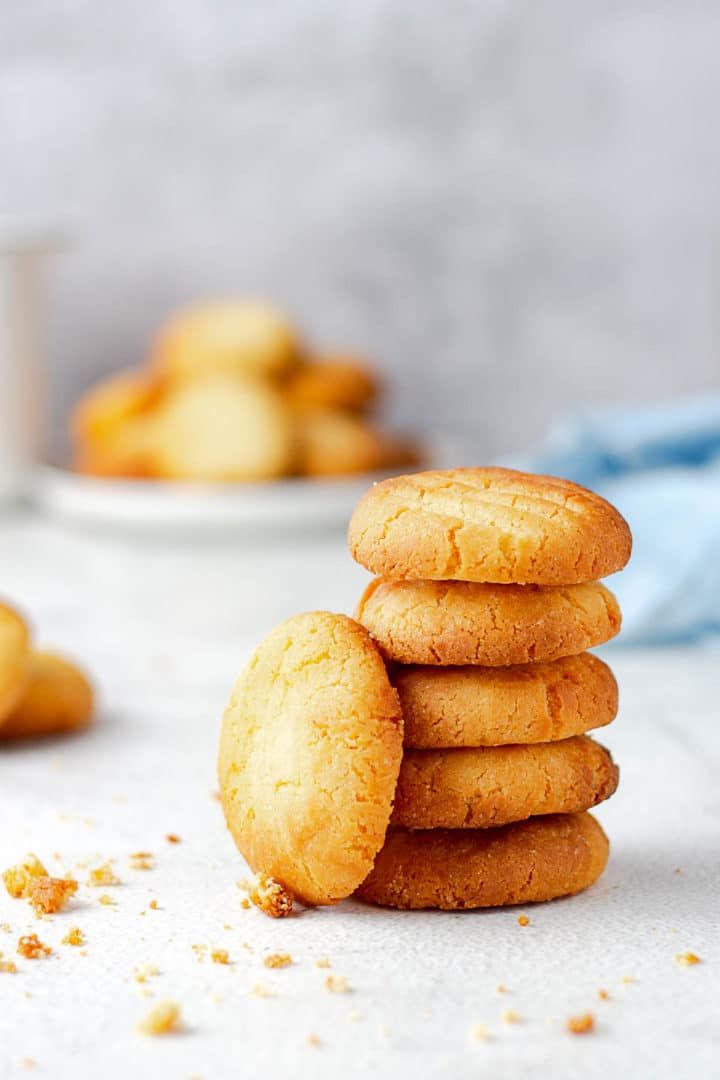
502,396 -> 720,646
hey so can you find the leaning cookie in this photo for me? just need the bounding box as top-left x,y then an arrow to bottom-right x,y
349,467 -> 632,585
355,812 -> 609,910
0,603 -> 31,725
0,651 -> 94,739
391,736 -> 618,830
357,578 -> 621,666
394,653 -> 618,748
218,612 -> 403,906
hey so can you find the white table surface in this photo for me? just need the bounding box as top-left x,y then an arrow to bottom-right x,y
0,510 -> 718,1080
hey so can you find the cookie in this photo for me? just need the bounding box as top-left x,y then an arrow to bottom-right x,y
152,301 -> 301,382
286,357 -> 380,413
391,735 -> 618,830
395,653 -> 617,748
0,603 -> 31,724
296,408 -> 390,478
355,812 -> 609,909
348,467 -> 632,585
218,611 -> 403,906
149,375 -> 295,482
1,651 -> 94,739
357,578 -> 621,666
71,369 -> 163,448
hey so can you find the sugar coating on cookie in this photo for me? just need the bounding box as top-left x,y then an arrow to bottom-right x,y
355,812 -> 609,910
0,603 -> 31,726
357,578 -> 621,666
1,651 -> 95,739
218,612 -> 403,906
152,301 -> 301,381
391,736 -> 618,830
394,653 -> 618,747
149,375 -> 295,481
348,467 -> 632,585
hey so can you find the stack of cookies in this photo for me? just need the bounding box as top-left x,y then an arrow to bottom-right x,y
218,467 -> 631,915
348,467 -> 631,909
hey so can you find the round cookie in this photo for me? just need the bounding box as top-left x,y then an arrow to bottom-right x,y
391,735 -> 618,830
394,653 -> 618,748
1,651 -> 94,739
348,467 -> 632,585
218,611 -> 403,906
0,603 -> 31,724
355,812 -> 609,910
152,301 -> 301,382
149,375 -> 295,482
357,578 -> 621,666
71,369 -> 163,448
286,357 -> 380,413
296,408 -> 388,477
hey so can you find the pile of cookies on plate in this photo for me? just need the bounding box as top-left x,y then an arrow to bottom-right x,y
71,300 -> 420,483
219,466 -> 632,912
0,602 -> 94,741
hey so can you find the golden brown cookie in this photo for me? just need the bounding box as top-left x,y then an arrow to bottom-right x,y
152,301 -> 301,382
286,356 -> 380,413
1,651 -> 94,739
355,812 -> 609,909
149,375 -> 295,481
218,611 -> 403,906
357,578 -> 621,666
71,369 -> 163,447
391,736 -> 618,830
394,653 -> 618,747
0,603 -> 31,724
348,467 -> 632,585
296,408 -> 387,477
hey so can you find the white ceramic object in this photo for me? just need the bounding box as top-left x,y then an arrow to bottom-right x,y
0,219 -> 64,502
33,466 -> 398,535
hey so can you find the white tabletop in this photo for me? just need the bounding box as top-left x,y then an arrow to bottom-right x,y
0,511 -> 717,1080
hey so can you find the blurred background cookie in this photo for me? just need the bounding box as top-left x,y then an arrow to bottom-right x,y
0,650 -> 94,739
0,602 -> 31,724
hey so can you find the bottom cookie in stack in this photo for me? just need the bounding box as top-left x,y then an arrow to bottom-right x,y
355,812 -> 609,910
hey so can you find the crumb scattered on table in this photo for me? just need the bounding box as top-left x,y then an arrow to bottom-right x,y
316,957 -> 331,969
28,877 -> 78,916
470,1023 -> 490,1042
264,953 -> 292,969
166,834 -> 181,844
211,949 -> 230,965
250,983 -> 274,998
62,928 -> 84,947
517,915 -> 530,927
129,853 -> 155,871
324,975 -> 350,994
3,856 -> 48,899
566,1013 -> 595,1035
134,963 -> 160,983
307,1033 -> 321,1048
98,894 -> 115,906
17,935 -> 52,959
137,1000 -> 182,1036
598,988 -> 610,1001
675,951 -> 701,967
502,1009 -> 521,1024
242,875 -> 294,919
87,862 -> 120,887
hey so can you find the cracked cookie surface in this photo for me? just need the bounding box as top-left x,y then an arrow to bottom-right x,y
218,611 -> 403,906
391,736 -> 618,829
394,653 -> 618,747
355,812 -> 609,909
348,467 -> 632,585
357,578 -> 621,666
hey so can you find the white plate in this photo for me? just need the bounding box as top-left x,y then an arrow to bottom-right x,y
31,465 -> 394,535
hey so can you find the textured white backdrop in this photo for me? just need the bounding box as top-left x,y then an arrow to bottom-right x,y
2,2 -> 720,452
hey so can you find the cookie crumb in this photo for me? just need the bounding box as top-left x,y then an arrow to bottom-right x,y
98,894 -> 115,907
324,974 -> 350,994
17,934 -> 52,959
129,852 -> 154,871
3,855 -> 48,899
134,963 -> 160,983
675,951 -> 701,967
470,1023 -> 490,1042
166,834 -> 181,844
244,875 -> 293,919
307,1033 -> 321,1048
211,949 -> 230,965
250,983 -> 274,998
0,959 -> 18,973
137,1000 -> 181,1036
597,989 -> 610,1001
621,975 -> 635,985
316,957 -> 331,969
149,900 -> 159,910
263,953 -> 292,969
62,928 -> 84,947
566,1013 -> 595,1035
27,876 -> 78,916
87,862 -> 120,887
517,915 -> 530,927
496,984 -> 507,994
502,1009 -> 521,1024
